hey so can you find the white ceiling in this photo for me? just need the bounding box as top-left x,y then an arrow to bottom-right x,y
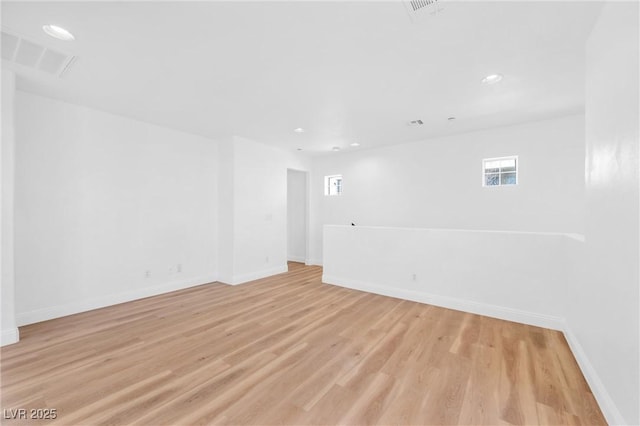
2,1 -> 603,154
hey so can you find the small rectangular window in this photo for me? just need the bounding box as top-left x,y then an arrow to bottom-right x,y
483,156 -> 518,187
324,175 -> 342,196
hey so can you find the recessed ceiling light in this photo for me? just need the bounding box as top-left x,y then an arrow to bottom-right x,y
350,142 -> 360,147
481,74 -> 503,85
296,148 -> 303,151
332,146 -> 341,151
42,24 -> 75,41
447,117 -> 456,121
294,128 -> 305,133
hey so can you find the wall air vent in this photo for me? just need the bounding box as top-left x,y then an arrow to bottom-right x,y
408,119 -> 424,126
403,0 -> 444,21
1,30 -> 76,78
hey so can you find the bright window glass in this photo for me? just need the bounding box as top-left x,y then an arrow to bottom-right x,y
324,175 -> 342,196
483,156 -> 518,187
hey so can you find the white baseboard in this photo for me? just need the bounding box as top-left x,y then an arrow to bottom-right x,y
1,328 -> 20,346
287,256 -> 306,263
226,265 -> 288,285
322,274 -> 565,331
16,274 -> 218,326
305,258 -> 323,266
323,274 -> 626,423
562,323 -> 627,426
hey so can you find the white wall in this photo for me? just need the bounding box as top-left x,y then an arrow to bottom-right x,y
11,93 -> 310,321
566,2 -> 639,424
14,92 -> 219,325
224,136 -> 309,284
287,169 -> 307,263
1,69 -> 19,345
323,225 -> 573,329
309,115 -> 585,264
217,138 -> 235,284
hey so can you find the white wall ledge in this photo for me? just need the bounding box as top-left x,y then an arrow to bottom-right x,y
325,224 -> 585,241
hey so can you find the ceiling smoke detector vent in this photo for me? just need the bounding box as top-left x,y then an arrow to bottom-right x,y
1,30 -> 76,78
408,119 -> 424,126
403,0 -> 444,21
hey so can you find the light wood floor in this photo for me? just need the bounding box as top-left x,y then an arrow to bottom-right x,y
1,262 -> 605,425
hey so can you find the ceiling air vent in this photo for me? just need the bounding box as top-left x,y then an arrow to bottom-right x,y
1,30 -> 76,78
403,0 -> 444,21
408,119 -> 424,126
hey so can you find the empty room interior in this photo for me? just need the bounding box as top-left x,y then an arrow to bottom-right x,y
0,1 -> 638,425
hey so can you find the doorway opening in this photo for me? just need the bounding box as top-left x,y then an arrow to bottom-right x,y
286,169 -> 308,267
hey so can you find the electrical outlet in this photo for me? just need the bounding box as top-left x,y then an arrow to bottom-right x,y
177,264 -> 182,273
145,270 -> 150,278
265,256 -> 269,264
412,273 -> 417,281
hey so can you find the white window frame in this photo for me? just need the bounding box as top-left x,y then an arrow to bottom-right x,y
324,175 -> 343,196
482,156 -> 518,187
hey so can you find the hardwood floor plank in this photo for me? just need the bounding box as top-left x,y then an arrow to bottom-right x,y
0,262 -> 606,425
